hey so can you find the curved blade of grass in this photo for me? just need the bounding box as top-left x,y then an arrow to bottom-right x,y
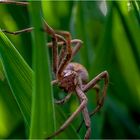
29,2 -> 55,139
0,30 -> 32,126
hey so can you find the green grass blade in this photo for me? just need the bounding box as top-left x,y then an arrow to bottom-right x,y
130,0 -> 140,25
114,2 -> 140,69
0,30 -> 32,126
29,2 -> 55,139
112,2 -> 140,109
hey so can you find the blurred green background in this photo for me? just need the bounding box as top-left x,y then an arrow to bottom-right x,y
0,1 -> 140,139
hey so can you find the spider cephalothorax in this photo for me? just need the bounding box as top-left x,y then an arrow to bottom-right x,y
59,69 -> 77,93
59,62 -> 89,93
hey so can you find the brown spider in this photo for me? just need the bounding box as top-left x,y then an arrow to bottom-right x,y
44,22 -> 109,139
1,2 -> 109,138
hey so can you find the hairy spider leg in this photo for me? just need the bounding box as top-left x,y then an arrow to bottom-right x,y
53,34 -> 67,67
48,39 -> 83,64
43,21 -> 59,75
71,39 -> 83,59
82,106 -> 91,139
0,1 -> 28,5
43,20 -> 74,79
55,31 -> 72,80
48,33 -> 67,74
77,71 -> 109,133
58,39 -> 83,66
51,79 -> 73,105
76,85 -> 91,140
54,92 -> 72,105
83,71 -> 109,106
76,84 -> 100,133
46,85 -> 88,139
1,27 -> 34,35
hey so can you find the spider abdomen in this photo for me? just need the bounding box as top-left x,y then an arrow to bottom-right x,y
59,62 -> 89,93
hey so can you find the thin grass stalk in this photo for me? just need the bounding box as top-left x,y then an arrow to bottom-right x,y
29,1 -> 55,139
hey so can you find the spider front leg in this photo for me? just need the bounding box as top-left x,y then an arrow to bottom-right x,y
0,1 -> 28,5
58,39 -> 83,64
54,92 -> 72,105
43,21 -> 59,76
77,84 -> 100,133
71,39 -> 83,58
46,85 -> 88,139
44,21 -> 72,78
76,86 -> 91,140
51,79 -> 72,105
1,27 -> 34,35
83,71 -> 109,110
77,71 -> 109,132
47,39 -> 83,64
55,31 -> 72,80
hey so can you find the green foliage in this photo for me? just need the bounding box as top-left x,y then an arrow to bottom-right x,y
0,1 -> 140,139
0,30 -> 32,126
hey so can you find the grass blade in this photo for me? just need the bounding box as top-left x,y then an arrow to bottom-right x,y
29,2 -> 55,139
0,30 -> 32,126
112,2 -> 140,109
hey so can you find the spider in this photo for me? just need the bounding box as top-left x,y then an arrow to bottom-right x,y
1,2 -> 109,138
44,21 -> 109,139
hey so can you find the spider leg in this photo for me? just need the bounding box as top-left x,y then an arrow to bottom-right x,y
47,40 -> 66,67
93,84 -> 100,105
76,85 -> 91,139
51,80 -> 72,105
46,86 -> 87,139
55,31 -> 72,80
43,20 -> 71,78
1,27 -> 34,35
58,39 -> 83,65
47,39 -> 82,65
0,1 -> 28,5
58,42 -> 67,66
81,106 -> 91,139
77,84 -> 100,133
77,71 -> 109,133
43,21 -> 59,76
51,80 -> 59,85
71,39 -> 83,58
83,71 -> 109,108
54,92 -> 72,105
